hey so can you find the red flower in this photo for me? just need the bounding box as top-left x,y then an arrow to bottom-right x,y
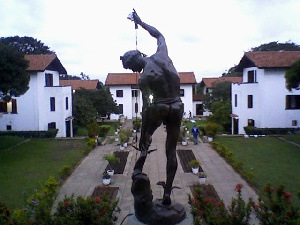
216,201 -> 223,207
284,192 -> 292,199
198,210 -> 203,216
94,197 -> 102,203
204,198 -> 214,203
235,183 -> 243,192
63,201 -> 70,207
101,209 -> 108,215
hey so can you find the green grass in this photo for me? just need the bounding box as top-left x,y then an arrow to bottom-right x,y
0,136 -> 26,151
215,136 -> 300,205
0,138 -> 86,209
283,133 -> 300,145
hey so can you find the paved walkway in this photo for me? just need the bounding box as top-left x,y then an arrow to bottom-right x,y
54,119 -> 259,224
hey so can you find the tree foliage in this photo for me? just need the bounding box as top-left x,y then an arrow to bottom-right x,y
203,81 -> 232,110
0,42 -> 30,101
208,100 -> 232,132
0,36 -> 54,54
73,88 -> 119,126
250,41 -> 300,52
285,59 -> 300,91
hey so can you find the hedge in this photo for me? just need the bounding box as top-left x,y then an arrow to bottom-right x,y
244,126 -> 299,135
0,129 -> 58,138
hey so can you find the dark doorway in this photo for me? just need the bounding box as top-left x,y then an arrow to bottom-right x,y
66,121 -> 71,137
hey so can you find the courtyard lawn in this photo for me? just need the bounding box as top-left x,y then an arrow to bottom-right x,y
214,136 -> 300,205
0,138 -> 86,209
0,136 -> 26,151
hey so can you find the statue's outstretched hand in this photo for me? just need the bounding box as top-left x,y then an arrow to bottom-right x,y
133,9 -> 142,25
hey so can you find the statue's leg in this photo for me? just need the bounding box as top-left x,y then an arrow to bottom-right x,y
162,102 -> 183,205
134,105 -> 166,173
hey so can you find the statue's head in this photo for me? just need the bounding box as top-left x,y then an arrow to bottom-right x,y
120,50 -> 146,72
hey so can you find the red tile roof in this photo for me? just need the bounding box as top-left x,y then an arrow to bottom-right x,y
237,51 -> 300,71
105,72 -> 197,86
201,77 -> 242,88
60,80 -> 99,90
24,54 -> 67,74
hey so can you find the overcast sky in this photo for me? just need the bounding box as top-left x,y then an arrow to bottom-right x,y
1,0 -> 300,83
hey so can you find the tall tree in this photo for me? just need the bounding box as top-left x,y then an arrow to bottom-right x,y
285,59 -> 300,91
73,88 -> 119,126
203,81 -> 232,110
0,36 -> 54,54
0,42 -> 30,101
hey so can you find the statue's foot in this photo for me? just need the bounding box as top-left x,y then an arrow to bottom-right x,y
162,194 -> 171,205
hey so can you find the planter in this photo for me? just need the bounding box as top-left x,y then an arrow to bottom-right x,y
107,170 -> 114,176
120,145 -> 125,150
115,137 -> 119,142
103,176 -> 111,185
192,167 -> 199,174
199,177 -> 207,184
123,142 -> 128,148
114,131 -> 118,135
182,141 -> 188,146
207,137 -> 213,142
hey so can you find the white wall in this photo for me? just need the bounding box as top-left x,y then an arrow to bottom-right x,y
108,84 -> 194,120
232,67 -> 300,134
0,70 -> 72,137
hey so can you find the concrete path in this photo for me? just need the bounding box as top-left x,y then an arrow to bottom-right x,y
54,119 -> 259,224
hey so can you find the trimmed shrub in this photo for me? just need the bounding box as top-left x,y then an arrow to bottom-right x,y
98,125 -> 110,137
87,121 -> 100,138
205,123 -> 219,137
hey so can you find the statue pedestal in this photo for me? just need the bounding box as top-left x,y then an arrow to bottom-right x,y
127,205 -> 193,225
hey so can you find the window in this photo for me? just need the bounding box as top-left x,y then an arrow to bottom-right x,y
292,120 -> 298,126
248,119 -> 255,127
180,89 -> 185,97
116,90 -> 123,97
50,97 -> 55,111
132,90 -> 138,97
48,122 -> 56,129
247,70 -> 257,83
65,97 -> 69,110
118,104 -> 123,114
248,95 -> 253,108
234,94 -> 237,107
0,99 -> 17,113
45,73 -> 53,87
286,95 -> 300,109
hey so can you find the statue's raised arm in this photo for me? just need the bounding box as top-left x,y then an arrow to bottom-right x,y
132,10 -> 168,54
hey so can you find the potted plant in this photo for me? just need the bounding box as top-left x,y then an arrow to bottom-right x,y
205,123 -> 219,142
198,172 -> 207,184
181,127 -> 188,146
102,172 -> 111,185
188,159 -> 200,174
103,154 -> 120,176
133,119 -> 142,132
119,132 -> 127,150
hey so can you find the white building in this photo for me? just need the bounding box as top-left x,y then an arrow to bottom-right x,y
105,72 -> 197,120
231,51 -> 300,134
0,54 -> 73,137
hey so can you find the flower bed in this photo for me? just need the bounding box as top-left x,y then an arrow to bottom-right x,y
177,149 -> 203,173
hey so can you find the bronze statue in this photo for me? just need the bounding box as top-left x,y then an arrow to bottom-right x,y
121,10 -> 185,224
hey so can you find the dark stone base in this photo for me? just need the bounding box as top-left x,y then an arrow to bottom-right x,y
150,200 -> 186,225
